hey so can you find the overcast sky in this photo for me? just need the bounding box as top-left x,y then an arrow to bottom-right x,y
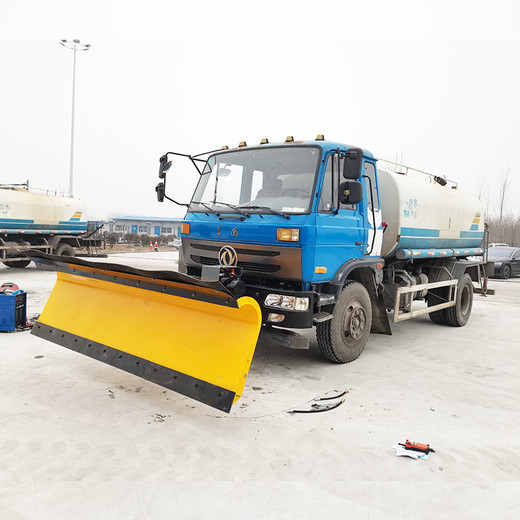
2,0 -> 519,220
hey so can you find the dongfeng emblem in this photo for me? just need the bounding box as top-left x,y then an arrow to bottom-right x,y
218,246 -> 238,267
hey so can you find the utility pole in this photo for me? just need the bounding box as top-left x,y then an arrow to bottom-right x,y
59,39 -> 91,197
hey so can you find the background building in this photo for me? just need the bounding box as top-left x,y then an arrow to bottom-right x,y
109,216 -> 182,236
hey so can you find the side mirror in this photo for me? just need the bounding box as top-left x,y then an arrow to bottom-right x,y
159,155 -> 172,179
339,181 -> 363,205
155,182 -> 165,203
343,147 -> 363,179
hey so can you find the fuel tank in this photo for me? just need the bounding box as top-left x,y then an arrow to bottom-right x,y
0,187 -> 87,233
377,170 -> 484,258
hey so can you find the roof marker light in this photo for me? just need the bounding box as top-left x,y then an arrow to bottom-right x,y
285,136 -> 294,142
316,134 -> 325,141
260,138 -> 269,144
221,145 -> 229,150
238,141 -> 247,147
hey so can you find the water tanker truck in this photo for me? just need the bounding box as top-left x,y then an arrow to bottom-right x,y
0,183 -> 104,267
30,137 -> 491,413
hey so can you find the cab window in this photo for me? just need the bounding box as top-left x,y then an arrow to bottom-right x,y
319,153 -> 357,212
363,162 -> 379,211
318,156 -> 333,212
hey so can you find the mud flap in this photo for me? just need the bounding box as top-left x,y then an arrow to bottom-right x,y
29,252 -> 262,413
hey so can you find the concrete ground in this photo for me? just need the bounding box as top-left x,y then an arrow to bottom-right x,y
0,252 -> 519,519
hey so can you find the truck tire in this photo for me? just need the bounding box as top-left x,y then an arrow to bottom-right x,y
316,280 -> 372,364
500,264 -> 511,279
56,244 -> 75,257
3,260 -> 31,268
426,287 -> 448,324
445,273 -> 473,327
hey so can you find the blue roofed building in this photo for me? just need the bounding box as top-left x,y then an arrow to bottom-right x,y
109,216 -> 182,236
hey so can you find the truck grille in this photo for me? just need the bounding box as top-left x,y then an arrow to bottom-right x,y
191,255 -> 280,274
184,239 -> 302,280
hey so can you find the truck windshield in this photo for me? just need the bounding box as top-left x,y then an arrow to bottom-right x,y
189,146 -> 321,215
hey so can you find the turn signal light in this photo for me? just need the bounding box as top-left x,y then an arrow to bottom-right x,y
315,266 -> 327,274
277,228 -> 299,242
181,223 -> 190,235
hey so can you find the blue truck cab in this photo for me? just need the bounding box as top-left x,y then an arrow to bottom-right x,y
182,139 -> 382,318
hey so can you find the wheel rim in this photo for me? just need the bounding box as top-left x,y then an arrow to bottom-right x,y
344,303 -> 367,340
503,266 -> 511,278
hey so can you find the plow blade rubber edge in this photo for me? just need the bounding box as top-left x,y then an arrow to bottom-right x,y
31,258 -> 262,413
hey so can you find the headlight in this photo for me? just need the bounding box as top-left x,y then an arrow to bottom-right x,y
494,262 -> 503,266
264,294 -> 309,311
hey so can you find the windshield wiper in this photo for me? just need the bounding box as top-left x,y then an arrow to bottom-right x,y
239,205 -> 290,219
191,200 -> 220,215
212,201 -> 250,217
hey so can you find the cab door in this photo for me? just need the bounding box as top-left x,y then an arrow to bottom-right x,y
314,152 -> 365,280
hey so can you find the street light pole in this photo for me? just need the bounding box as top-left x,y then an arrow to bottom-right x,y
59,39 -> 91,197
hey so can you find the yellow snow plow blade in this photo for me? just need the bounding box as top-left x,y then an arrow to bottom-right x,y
30,253 -> 262,413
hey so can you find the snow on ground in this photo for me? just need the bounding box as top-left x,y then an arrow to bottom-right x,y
0,252 -> 519,519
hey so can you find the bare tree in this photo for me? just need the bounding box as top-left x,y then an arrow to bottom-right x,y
487,215 -> 520,246
497,166 -> 510,222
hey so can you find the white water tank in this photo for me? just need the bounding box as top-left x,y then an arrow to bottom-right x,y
377,170 -> 484,258
0,188 -> 87,232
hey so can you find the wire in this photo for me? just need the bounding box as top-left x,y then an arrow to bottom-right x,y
206,389 -> 349,420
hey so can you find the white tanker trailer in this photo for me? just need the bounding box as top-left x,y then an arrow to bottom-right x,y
0,184 -> 104,268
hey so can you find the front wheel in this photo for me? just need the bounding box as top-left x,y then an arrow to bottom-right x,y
501,264 -> 511,279
316,280 -> 372,363
446,273 -> 473,327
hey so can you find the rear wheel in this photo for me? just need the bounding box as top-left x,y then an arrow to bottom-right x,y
446,274 -> 473,327
426,287 -> 449,324
501,264 -> 511,279
316,280 -> 372,364
3,259 -> 31,268
56,244 -> 75,257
